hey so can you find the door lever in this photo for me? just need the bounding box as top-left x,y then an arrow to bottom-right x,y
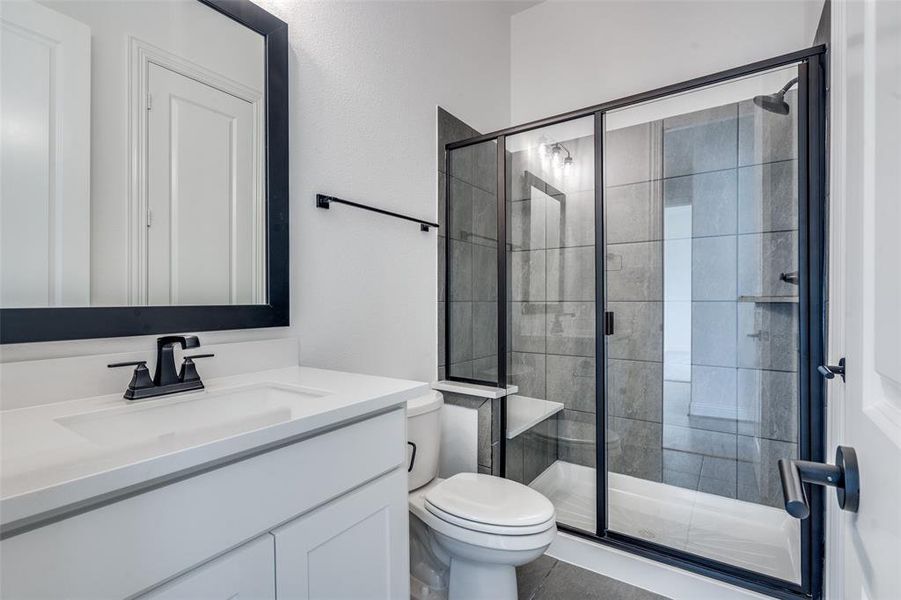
817,357 -> 846,381
778,446 -> 859,519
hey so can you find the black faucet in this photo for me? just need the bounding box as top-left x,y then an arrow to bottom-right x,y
108,335 -> 214,400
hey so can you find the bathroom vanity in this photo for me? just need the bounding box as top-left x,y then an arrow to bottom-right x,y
0,367 -> 427,599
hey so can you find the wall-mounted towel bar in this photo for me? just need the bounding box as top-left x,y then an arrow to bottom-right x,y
316,194 -> 440,231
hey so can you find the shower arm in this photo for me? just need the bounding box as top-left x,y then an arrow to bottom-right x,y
777,77 -> 799,96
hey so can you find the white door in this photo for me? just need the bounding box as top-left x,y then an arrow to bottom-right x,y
146,62 -> 258,306
140,535 -> 275,600
828,1 -> 901,599
272,469 -> 410,600
0,0 -> 90,307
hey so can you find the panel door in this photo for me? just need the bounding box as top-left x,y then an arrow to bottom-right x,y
140,535 -> 275,600
146,62 -> 258,305
272,469 -> 409,600
0,0 -> 90,307
829,1 -> 901,598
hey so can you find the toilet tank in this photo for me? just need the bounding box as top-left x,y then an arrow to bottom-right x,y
407,391 -> 443,491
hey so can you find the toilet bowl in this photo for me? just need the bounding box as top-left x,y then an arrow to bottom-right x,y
407,391 -> 557,600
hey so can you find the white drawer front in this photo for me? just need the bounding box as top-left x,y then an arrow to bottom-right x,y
140,535 -> 274,600
1,408 -> 405,599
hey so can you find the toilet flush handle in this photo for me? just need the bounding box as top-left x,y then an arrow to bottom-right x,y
407,441 -> 417,472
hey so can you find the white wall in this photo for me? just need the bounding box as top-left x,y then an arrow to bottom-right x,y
1,1 -> 513,386
510,0 -> 824,124
248,0 -> 511,382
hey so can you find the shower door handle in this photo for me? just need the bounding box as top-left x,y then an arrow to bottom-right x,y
778,446 -> 860,519
604,311 -> 615,336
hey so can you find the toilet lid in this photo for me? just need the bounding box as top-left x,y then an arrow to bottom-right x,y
424,473 -> 555,529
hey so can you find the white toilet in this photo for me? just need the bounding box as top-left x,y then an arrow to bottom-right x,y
406,391 -> 557,600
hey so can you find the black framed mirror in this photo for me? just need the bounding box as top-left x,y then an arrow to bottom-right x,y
0,0 -> 288,344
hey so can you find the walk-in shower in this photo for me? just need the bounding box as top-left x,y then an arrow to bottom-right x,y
444,47 -> 826,600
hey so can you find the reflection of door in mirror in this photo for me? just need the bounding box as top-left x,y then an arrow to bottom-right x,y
145,63 -> 262,306
1,0 -> 266,309
0,0 -> 91,308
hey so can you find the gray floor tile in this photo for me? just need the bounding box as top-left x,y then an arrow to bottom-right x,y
530,559 -> 669,600
516,555 -> 557,600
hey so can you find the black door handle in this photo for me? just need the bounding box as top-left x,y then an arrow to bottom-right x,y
818,358 -> 846,381
778,446 -> 859,519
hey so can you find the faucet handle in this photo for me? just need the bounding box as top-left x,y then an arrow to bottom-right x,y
108,361 -> 155,399
179,353 -> 215,383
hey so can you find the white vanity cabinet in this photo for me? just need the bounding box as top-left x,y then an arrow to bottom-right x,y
0,407 -> 410,599
273,469 -> 409,599
141,535 -> 276,600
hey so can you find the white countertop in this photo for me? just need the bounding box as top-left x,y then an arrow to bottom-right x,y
0,366 -> 428,529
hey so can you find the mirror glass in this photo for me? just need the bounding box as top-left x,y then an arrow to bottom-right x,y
1,0 -> 266,308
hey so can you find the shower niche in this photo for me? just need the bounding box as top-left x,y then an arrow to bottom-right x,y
444,51 -> 826,600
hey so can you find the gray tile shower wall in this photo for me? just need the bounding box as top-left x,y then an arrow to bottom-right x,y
438,107 -> 498,384
606,93 -> 800,507
507,132 -> 597,476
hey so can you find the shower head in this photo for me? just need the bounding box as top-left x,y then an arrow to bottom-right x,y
752,77 -> 798,115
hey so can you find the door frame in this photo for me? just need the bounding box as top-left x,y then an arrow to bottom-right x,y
444,45 -> 828,600
128,37 -> 266,306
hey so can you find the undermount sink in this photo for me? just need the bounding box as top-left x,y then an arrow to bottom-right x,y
56,383 -> 330,448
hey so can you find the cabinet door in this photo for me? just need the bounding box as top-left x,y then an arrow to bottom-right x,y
273,469 -> 409,600
141,535 -> 274,600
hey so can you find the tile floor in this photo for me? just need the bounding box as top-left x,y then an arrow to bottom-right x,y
517,555 -> 668,600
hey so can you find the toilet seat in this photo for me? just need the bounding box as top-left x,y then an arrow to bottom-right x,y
424,473 -> 556,536
409,477 -> 557,553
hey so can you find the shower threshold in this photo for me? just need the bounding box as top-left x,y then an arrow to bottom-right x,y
529,461 -> 801,583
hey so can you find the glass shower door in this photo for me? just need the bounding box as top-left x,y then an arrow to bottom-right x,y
502,116 -> 598,535
602,64 -> 803,583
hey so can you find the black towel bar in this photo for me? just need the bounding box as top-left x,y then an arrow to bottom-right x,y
316,194 -> 439,231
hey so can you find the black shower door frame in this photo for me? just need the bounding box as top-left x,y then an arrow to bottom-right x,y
444,45 -> 827,600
